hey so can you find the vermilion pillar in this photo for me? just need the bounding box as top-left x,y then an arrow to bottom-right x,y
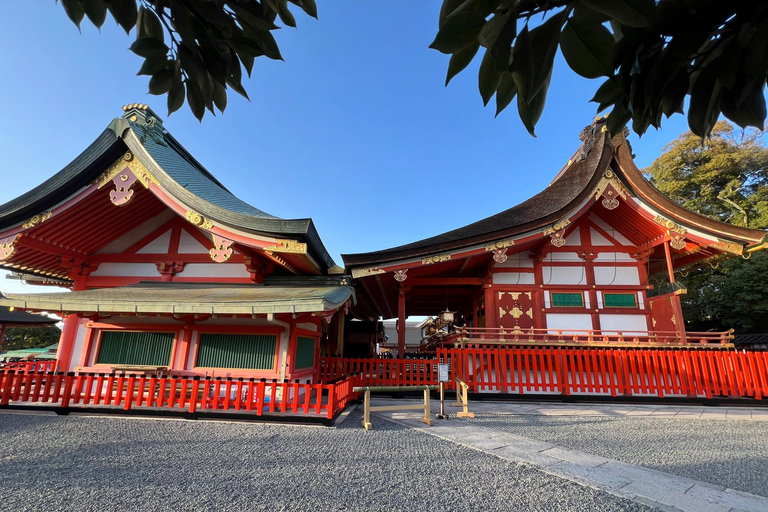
397,287 -> 406,357
663,241 -> 687,343
55,315 -> 80,372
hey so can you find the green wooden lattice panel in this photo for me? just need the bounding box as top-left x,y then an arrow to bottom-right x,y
97,331 -> 174,366
604,293 -> 638,308
196,333 -> 277,369
551,292 -> 584,307
294,336 -> 316,369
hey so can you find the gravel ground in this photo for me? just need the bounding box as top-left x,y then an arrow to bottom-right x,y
466,414 -> 768,498
0,409 -> 655,512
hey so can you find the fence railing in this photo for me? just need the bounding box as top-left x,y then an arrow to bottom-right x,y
439,347 -> 768,399
0,360 -> 57,373
426,327 -> 734,350
320,357 -> 439,387
0,371 -> 356,419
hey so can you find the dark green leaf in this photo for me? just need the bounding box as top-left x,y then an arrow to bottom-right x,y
439,0 -> 466,27
659,71 -> 688,117
445,42 -> 479,85
136,57 -> 168,76
606,102 -> 632,135
301,0 -> 318,19
213,80 -> 228,112
129,37 -> 168,59
517,69 -> 551,136
186,81 -> 205,121
511,25 -> 534,100
167,78 -> 185,115
561,18 -> 615,79
278,2 -> 297,27
61,0 -> 85,30
721,82 -> 767,130
478,48 -> 502,106
590,78 -> 625,112
429,12 -> 485,54
179,44 -> 208,90
148,69 -> 175,95
81,0 -> 107,28
251,30 -> 283,60
106,0 -> 138,34
495,71 -> 517,117
478,9 -> 514,48
527,10 -> 566,100
581,0 -> 655,28
688,65 -> 722,138
137,6 -> 164,41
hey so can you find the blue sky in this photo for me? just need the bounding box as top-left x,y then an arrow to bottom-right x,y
0,2 -> 702,293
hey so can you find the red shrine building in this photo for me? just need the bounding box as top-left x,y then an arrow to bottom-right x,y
0,104 -> 352,381
343,118 -> 767,356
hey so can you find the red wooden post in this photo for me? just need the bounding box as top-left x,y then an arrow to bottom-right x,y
61,373 -> 75,408
256,381 -> 266,415
189,377 -> 200,413
327,384 -> 336,419
124,376 -> 136,410
397,287 -> 406,358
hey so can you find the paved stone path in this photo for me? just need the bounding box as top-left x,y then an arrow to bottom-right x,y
370,398 -> 768,512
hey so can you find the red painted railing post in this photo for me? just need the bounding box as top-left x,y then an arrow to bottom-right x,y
61,373 -> 75,408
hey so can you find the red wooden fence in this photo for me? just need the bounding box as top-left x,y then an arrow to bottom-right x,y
0,371 -> 356,419
0,361 -> 56,373
321,348 -> 768,400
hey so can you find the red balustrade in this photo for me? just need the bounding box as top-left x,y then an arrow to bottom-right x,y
320,357 -> 439,387
0,360 -> 57,373
0,371 -> 356,419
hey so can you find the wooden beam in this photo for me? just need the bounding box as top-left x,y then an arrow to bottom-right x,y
375,274 -> 395,319
397,287 -> 406,357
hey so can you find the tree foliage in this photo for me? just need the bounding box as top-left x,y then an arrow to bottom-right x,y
2,325 -> 62,351
57,0 -> 317,121
645,121 -> 768,333
432,0 -> 768,137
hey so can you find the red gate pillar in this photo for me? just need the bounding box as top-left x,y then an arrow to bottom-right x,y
397,287 -> 406,357
55,315 -> 80,372
663,241 -> 687,343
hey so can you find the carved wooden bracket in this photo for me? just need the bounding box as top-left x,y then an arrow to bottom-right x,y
157,261 -> 185,277
61,255 -> 99,277
543,219 -> 570,247
393,269 -> 408,282
210,234 -> 234,262
492,247 -> 508,263
109,170 -> 138,206
0,234 -> 19,261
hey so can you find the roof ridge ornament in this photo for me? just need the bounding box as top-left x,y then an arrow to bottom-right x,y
577,117 -> 606,160
123,103 -> 166,146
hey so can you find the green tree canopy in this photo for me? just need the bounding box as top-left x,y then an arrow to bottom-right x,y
2,325 -> 62,351
645,121 -> 768,333
58,1 -> 768,135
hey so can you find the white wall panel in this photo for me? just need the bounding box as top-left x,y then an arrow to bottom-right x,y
136,230 -> 171,254
541,266 -> 586,285
595,252 -> 635,262
594,266 -> 640,285
178,230 -> 209,254
89,263 -> 159,277
493,272 -> 536,285
564,228 -> 581,245
590,228 -> 612,245
96,210 -> 176,254
179,263 -> 251,278
599,314 -> 648,333
546,313 -> 593,332
589,214 -> 633,245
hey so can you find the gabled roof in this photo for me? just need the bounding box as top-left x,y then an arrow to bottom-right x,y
343,119 -> 767,268
0,306 -> 58,326
0,104 -> 335,270
0,278 -> 354,316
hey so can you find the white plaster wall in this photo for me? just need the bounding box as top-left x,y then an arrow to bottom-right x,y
178,263 -> 251,278
589,214 -> 633,245
546,313 -> 593,332
136,230 -> 171,253
549,252 -> 582,262
593,266 -> 640,285
89,263 -> 159,277
564,228 -> 581,245
637,291 -> 645,309
599,314 -> 648,333
297,322 -> 318,332
590,228 -> 613,245
584,291 -> 590,308
70,319 -> 89,370
96,210 -> 176,254
494,250 -> 533,268
541,266 -> 586,285
186,330 -> 198,370
178,230 -> 208,253
493,272 -> 536,285
595,252 -> 635,262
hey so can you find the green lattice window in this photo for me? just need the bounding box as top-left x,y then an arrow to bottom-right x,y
196,333 -> 277,369
294,336 -> 316,369
604,293 -> 638,308
97,331 -> 174,366
551,292 -> 584,307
